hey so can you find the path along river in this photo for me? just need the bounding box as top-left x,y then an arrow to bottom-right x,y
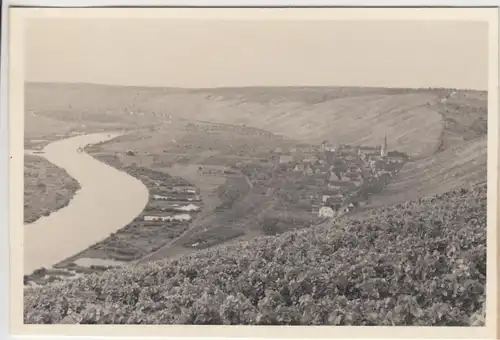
24,132 -> 149,275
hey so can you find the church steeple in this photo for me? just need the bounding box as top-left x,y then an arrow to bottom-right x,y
381,132 -> 388,158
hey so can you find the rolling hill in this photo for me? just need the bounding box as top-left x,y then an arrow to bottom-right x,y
26,83 -> 444,157
25,82 -> 487,204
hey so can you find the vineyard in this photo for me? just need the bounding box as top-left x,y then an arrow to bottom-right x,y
24,184 -> 486,326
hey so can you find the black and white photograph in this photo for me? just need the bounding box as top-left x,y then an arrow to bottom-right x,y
8,6 -> 497,336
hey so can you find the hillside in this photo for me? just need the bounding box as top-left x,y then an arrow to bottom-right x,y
24,184 -> 486,326
26,83 -> 446,158
25,83 -> 487,206
369,137 -> 487,207
368,90 -> 487,206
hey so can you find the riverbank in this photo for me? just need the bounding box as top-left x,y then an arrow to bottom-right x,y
23,132 -> 149,275
24,154 -> 81,224
52,164 -> 202,269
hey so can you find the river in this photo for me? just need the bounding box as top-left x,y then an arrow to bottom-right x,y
24,132 -> 149,275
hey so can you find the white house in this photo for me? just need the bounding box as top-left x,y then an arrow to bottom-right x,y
318,206 -> 335,218
175,204 -> 201,212
144,214 -> 192,222
172,214 -> 192,221
153,194 -> 170,201
321,142 -> 336,152
144,216 -> 162,222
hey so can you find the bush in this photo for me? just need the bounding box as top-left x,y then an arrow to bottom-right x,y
24,184 -> 486,326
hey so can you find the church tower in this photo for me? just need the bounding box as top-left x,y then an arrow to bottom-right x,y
380,133 -> 388,158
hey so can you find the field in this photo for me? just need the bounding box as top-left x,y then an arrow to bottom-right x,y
24,184 -> 487,326
24,154 -> 80,224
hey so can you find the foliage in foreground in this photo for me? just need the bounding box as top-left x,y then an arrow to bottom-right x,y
24,184 -> 486,326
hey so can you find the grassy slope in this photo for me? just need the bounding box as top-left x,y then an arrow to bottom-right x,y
24,184 -> 486,325
26,83 -> 445,157
370,137 -> 486,207
24,155 -> 80,224
139,90 -> 443,158
370,91 -> 487,206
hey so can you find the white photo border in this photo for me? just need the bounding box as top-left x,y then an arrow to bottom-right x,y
2,3 -> 499,340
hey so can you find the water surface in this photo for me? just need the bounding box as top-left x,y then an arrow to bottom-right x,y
24,132 -> 149,275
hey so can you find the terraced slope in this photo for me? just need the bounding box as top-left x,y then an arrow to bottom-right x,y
370,137 -> 487,207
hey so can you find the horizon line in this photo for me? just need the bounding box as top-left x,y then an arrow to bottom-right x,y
24,80 -> 488,92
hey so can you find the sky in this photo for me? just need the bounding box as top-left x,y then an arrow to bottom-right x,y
25,18 -> 488,90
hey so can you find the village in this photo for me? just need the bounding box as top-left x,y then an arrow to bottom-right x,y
235,134 -> 409,220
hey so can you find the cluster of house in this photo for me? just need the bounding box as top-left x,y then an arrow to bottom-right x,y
144,214 -> 193,222
269,135 -> 408,219
318,138 -> 408,218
